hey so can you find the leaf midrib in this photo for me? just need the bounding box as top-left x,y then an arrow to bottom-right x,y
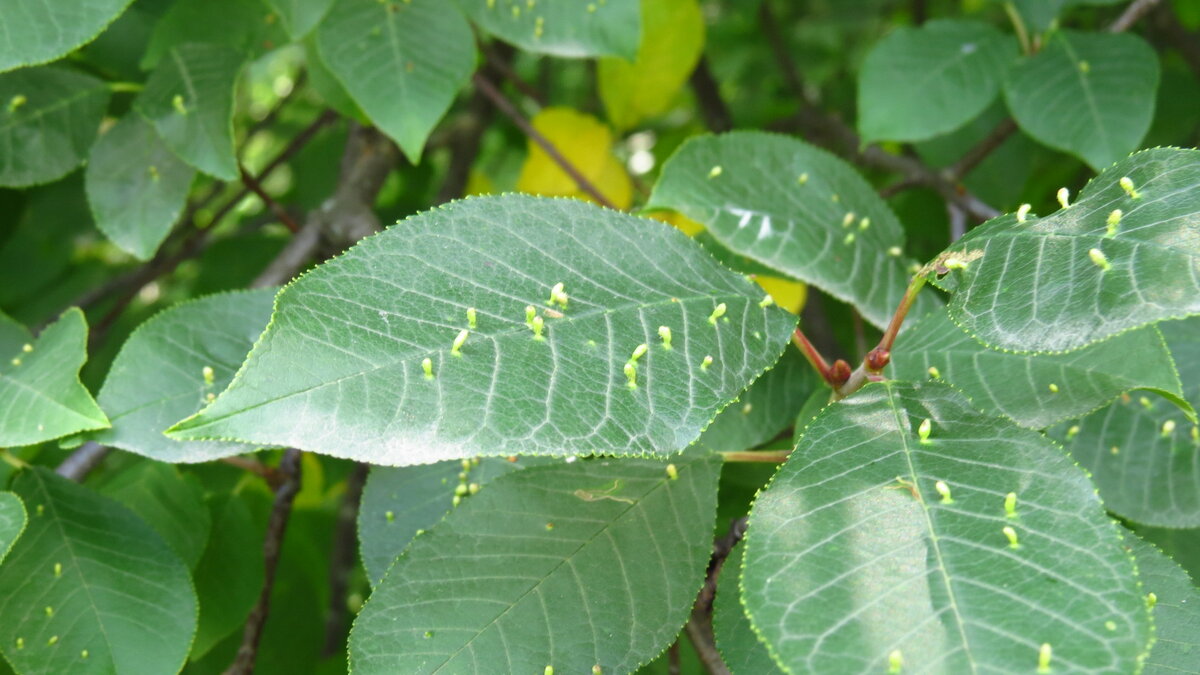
175,291 -> 759,433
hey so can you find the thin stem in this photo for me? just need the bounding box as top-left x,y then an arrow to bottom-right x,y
477,39 -> 546,106
946,118 -> 1018,182
1,449 -> 29,470
471,72 -> 616,210
792,326 -> 833,384
322,462 -> 369,656
1110,0 -> 1160,32
220,456 -> 283,488
239,163 -> 301,233
721,450 -> 790,463
55,441 -> 111,482
1005,3 -> 1032,54
224,448 -> 303,675
875,276 -> 927,359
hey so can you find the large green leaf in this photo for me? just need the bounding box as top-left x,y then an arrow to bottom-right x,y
358,456 -> 547,587
741,381 -> 1151,673
458,0 -> 640,60
90,460 -> 212,570
92,290 -> 275,463
0,0 -> 134,73
1004,30 -> 1159,171
350,453 -> 721,674
168,195 -> 796,464
0,468 -> 197,675
189,493 -> 264,660
930,147 -> 1200,353
0,66 -> 109,187
597,0 -> 704,131
1128,534 -> 1200,674
713,544 -> 785,675
890,308 -> 1189,429
1054,317 -> 1200,527
858,19 -> 1016,143
0,492 -> 25,566
697,347 -> 817,451
647,132 -> 939,330
265,0 -> 336,39
86,114 -> 196,261
134,43 -> 245,181
316,0 -> 475,163
0,309 -> 108,446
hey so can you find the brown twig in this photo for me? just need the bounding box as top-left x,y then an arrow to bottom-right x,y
224,448 -> 303,675
945,118 -> 1018,182
238,163 -> 301,233
220,456 -> 284,488
472,72 -> 616,209
684,518 -> 748,675
689,56 -> 733,133
1110,0 -> 1161,32
477,39 -> 546,106
322,462 -> 369,657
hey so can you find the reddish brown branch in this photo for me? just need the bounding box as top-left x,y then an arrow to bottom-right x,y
224,448 -> 303,675
238,163 -> 301,233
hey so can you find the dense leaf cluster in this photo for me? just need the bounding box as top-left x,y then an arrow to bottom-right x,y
0,0 -> 1198,673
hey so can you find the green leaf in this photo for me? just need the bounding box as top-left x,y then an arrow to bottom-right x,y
0,310 -> 32,362
265,0 -> 336,39
167,195 -> 796,464
92,290 -> 275,463
141,0 -> 285,70
647,131 -> 940,330
930,147 -> 1200,353
458,0 -> 640,60
349,453 -> 721,674
316,0 -> 475,163
0,308 -> 108,446
0,492 -> 26,566
999,0 -> 1125,33
189,493 -> 264,660
713,544 -> 785,675
90,460 -> 212,570
1053,317 -> 1200,527
697,348 -> 817,451
597,0 -> 705,131
857,19 -> 1017,143
1004,30 -> 1159,171
741,381 -> 1151,673
303,38 -> 369,124
85,114 -> 196,261
134,43 -> 246,181
0,66 -> 109,188
889,308 -> 1190,429
0,0 -> 134,73
0,468 -> 197,675
1128,534 -> 1200,674
358,456 -> 545,587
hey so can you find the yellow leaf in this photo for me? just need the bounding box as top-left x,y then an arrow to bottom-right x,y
597,0 -> 705,130
516,107 -> 632,209
755,275 -> 807,315
648,210 -> 705,237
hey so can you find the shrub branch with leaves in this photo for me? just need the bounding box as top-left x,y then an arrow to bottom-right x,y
0,0 -> 1198,673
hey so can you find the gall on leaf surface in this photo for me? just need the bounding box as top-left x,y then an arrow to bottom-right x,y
350,453 -> 721,674
647,131 -> 941,330
741,381 -> 1151,674
167,195 -> 796,465
929,147 -> 1200,353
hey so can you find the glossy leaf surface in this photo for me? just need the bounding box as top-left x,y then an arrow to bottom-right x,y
742,381 -> 1151,673
931,147 -> 1200,353
169,195 -> 796,465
